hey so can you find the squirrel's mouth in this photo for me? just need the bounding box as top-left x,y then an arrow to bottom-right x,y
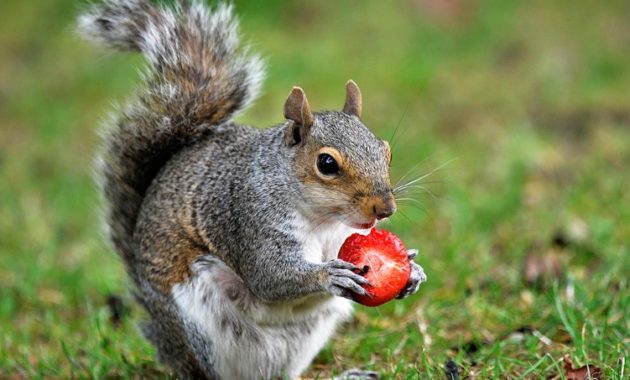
334,210 -> 376,230
349,219 -> 376,230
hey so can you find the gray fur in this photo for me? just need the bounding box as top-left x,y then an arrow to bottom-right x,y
80,1 -> 423,378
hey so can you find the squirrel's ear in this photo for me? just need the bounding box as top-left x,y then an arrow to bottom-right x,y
284,87 -> 314,128
284,86 -> 313,146
342,80 -> 362,119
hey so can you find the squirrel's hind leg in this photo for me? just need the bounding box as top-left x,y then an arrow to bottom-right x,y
135,281 -> 219,379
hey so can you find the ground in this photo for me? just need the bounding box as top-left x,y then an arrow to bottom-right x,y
0,0 -> 628,378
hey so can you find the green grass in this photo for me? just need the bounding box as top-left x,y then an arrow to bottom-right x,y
1,0 -> 629,378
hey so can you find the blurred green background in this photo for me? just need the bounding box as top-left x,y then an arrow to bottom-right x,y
1,0 -> 629,378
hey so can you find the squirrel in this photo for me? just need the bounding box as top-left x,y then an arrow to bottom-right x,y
78,1 -> 426,379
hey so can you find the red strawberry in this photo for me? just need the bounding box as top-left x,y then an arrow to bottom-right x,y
338,228 -> 411,307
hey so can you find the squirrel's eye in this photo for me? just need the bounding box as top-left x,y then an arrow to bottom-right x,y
317,153 -> 339,176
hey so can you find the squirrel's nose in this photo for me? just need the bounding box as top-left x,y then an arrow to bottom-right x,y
373,197 -> 397,220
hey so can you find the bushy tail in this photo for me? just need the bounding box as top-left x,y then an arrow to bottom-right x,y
78,0 -> 264,275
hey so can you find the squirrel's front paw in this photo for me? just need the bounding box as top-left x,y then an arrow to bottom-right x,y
324,259 -> 370,300
396,249 -> 427,299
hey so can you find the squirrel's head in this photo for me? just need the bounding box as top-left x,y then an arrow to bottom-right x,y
283,81 -> 395,230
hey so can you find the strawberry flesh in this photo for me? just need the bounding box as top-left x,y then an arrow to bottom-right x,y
338,228 -> 411,307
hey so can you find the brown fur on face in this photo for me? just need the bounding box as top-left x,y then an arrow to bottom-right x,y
294,127 -> 395,225
284,83 -> 395,226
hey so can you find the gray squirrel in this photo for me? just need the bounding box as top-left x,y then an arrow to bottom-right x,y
78,0 -> 426,378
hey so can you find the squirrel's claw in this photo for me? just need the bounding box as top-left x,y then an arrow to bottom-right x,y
325,259 -> 371,299
396,261 -> 427,299
407,248 -> 418,260
334,368 -> 380,380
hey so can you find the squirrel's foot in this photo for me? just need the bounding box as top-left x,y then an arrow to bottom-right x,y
324,259 -> 370,300
396,249 -> 427,299
333,368 -> 379,380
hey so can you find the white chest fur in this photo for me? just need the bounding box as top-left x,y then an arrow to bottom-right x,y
290,212 -> 361,263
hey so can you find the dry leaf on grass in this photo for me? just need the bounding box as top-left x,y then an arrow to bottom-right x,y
563,355 -> 602,380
